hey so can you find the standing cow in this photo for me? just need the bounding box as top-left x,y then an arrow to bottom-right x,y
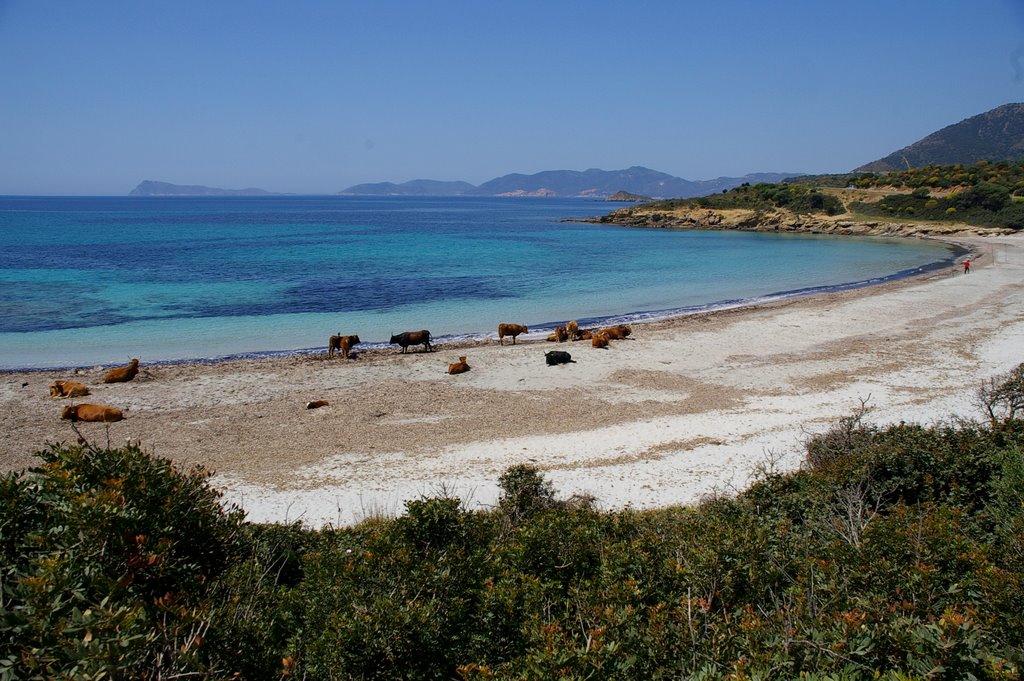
328,334 -> 360,359
389,330 -> 433,353
497,323 -> 528,345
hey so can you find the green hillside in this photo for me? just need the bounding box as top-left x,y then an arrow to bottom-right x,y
855,103 -> 1024,172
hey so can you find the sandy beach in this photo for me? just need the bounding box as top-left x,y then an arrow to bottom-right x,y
2,234 -> 1022,527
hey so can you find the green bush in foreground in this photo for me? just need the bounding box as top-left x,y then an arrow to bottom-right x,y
3,367 -> 1024,679
0,443 -> 245,679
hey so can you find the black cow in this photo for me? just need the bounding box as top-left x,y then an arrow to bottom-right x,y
390,329 -> 433,353
545,350 -> 575,366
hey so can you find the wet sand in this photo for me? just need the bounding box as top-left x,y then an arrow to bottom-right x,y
2,235 -> 1022,526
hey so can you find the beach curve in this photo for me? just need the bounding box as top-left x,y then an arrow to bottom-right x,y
1,234 -> 1021,527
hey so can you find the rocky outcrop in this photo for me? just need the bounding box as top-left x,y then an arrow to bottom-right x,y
589,205 -> 1015,238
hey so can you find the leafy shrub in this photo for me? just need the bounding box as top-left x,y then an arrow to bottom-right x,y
0,443 -> 244,679
498,464 -> 557,524
804,399 -> 877,470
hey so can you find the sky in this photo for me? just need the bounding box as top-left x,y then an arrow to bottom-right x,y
3,1 -> 1024,195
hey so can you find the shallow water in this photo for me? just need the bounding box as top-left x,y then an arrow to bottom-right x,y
0,195 -> 957,369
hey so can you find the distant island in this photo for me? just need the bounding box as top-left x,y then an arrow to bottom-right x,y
606,191 -> 652,202
129,180 -> 275,196
338,167 -> 799,199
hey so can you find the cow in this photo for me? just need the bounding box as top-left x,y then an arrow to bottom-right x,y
61,403 -> 124,423
447,356 -> 471,375
328,334 -> 361,359
49,380 -> 91,398
545,350 -> 575,366
578,329 -> 594,341
599,324 -> 633,341
546,325 -> 568,343
306,400 -> 330,409
591,332 -> 610,349
103,358 -> 140,384
566,320 -> 580,341
390,330 -> 433,353
497,323 -> 528,346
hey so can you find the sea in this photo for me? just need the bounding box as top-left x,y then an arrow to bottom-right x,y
0,195 -> 960,370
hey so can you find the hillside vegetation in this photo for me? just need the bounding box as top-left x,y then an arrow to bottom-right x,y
3,366 -> 1024,679
854,103 -> 1024,173
599,161 -> 1024,233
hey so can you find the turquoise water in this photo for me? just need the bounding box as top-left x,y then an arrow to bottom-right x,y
0,195 -> 957,369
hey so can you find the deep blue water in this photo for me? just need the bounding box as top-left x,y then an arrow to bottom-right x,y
0,195 -> 958,369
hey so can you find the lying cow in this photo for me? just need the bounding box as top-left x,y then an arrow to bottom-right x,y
591,332 -> 610,349
599,324 -> 633,341
49,380 -> 91,398
545,350 -> 575,366
61,403 -> 124,423
497,323 -> 528,345
103,358 -> 140,384
546,325 -> 568,343
390,330 -> 432,353
328,334 -> 360,359
447,356 -> 471,375
306,400 -> 330,410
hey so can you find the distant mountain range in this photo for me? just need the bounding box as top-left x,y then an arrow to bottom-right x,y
131,169 -> 799,200
339,167 -> 799,199
855,103 -> 1024,172
130,180 -> 274,196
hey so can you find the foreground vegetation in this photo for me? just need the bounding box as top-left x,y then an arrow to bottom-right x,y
4,367 -> 1024,679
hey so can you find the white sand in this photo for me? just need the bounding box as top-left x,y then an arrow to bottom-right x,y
3,235 -> 1022,527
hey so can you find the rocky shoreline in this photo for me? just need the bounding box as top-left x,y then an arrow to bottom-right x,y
576,205 -> 1016,238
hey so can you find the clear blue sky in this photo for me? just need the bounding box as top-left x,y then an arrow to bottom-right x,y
3,1 -> 1024,195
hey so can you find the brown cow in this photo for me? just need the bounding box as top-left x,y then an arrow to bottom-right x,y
328,334 -> 360,359
546,325 -> 568,343
103,358 -> 139,384
497,323 -> 528,345
591,332 -> 610,349
565,320 -> 580,341
447,356 -> 471,375
61,403 -> 124,423
599,324 -> 632,341
306,400 -> 330,409
49,380 -> 91,398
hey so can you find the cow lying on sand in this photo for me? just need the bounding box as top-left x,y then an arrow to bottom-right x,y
49,380 -> 90,398
61,403 -> 124,423
390,330 -> 432,353
497,323 -> 528,345
545,350 -> 575,366
546,325 -> 568,343
103,358 -> 140,384
447,356 -> 471,374
599,324 -> 632,340
328,334 -> 360,359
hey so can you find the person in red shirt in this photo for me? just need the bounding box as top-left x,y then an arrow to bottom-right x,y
963,259 -> 971,274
